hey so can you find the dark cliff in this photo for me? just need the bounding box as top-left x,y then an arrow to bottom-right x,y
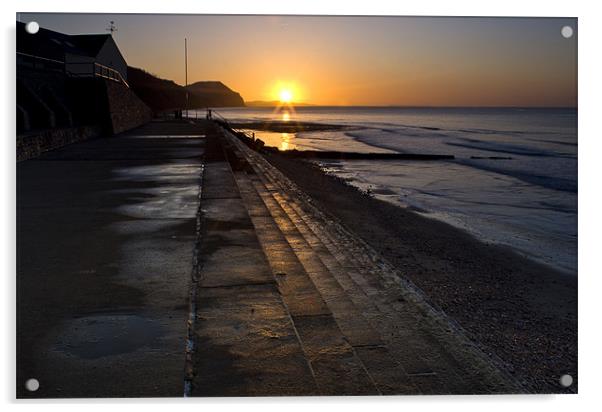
185,81 -> 245,107
127,67 -> 245,112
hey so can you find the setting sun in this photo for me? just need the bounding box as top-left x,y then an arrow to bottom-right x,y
270,81 -> 302,104
279,89 -> 293,103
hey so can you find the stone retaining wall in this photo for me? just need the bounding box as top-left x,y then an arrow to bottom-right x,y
17,79 -> 153,161
104,80 -> 153,135
17,125 -> 101,161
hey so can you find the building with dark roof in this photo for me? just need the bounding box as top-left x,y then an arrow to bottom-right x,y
17,21 -> 128,81
16,21 -> 151,157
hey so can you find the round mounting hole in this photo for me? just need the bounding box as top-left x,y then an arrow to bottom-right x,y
559,374 -> 573,388
561,26 -> 574,39
25,378 -> 39,392
25,21 -> 40,34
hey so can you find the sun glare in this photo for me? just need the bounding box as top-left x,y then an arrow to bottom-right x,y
279,89 -> 293,103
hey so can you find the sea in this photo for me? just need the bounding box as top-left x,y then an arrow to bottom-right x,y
197,106 -> 578,275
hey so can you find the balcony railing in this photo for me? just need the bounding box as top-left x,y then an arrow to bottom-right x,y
17,52 -> 129,88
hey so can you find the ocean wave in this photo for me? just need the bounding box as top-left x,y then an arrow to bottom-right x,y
459,159 -> 577,193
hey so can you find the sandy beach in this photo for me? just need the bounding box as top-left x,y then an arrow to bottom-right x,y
234,121 -> 578,393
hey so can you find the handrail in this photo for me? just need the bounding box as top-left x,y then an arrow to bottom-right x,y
17,51 -> 129,88
94,62 -> 130,88
17,51 -> 65,65
210,110 -> 230,126
210,109 -> 258,142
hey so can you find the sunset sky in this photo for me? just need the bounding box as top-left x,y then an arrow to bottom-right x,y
18,13 -> 577,107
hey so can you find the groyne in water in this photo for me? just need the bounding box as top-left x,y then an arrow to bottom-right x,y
267,149 -> 454,160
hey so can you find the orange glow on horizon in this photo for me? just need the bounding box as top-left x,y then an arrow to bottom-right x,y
22,14 -> 577,107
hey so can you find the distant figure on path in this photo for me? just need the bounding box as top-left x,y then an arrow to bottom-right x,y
206,109 -> 212,120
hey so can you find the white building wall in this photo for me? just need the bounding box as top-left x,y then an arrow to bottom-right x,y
95,37 -> 128,81
64,53 -> 95,77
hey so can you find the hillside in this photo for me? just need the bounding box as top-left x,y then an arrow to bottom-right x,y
127,67 -> 245,113
186,81 -> 245,107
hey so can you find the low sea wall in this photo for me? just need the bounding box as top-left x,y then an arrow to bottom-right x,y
17,125 -> 101,161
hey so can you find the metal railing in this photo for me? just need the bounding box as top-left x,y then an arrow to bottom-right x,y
182,109 -> 233,128
16,51 -> 65,73
173,110 -> 256,144
17,51 -> 129,88
210,110 -> 230,126
65,62 -> 129,88
93,62 -> 129,88
209,109 -> 259,143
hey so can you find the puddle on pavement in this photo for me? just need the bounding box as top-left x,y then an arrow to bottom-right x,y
54,314 -> 164,359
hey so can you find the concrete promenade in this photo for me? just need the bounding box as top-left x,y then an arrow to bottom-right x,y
17,119 -> 521,397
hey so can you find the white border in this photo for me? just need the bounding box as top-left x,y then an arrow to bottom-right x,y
3,1 -> 601,410
6,0 -> 587,17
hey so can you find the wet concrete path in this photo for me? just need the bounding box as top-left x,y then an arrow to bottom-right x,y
191,132 -> 317,395
191,127 -> 523,396
17,119 -> 521,398
17,120 -> 208,397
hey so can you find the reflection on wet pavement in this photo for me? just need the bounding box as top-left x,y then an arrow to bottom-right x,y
53,314 -> 164,359
17,120 -> 210,397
